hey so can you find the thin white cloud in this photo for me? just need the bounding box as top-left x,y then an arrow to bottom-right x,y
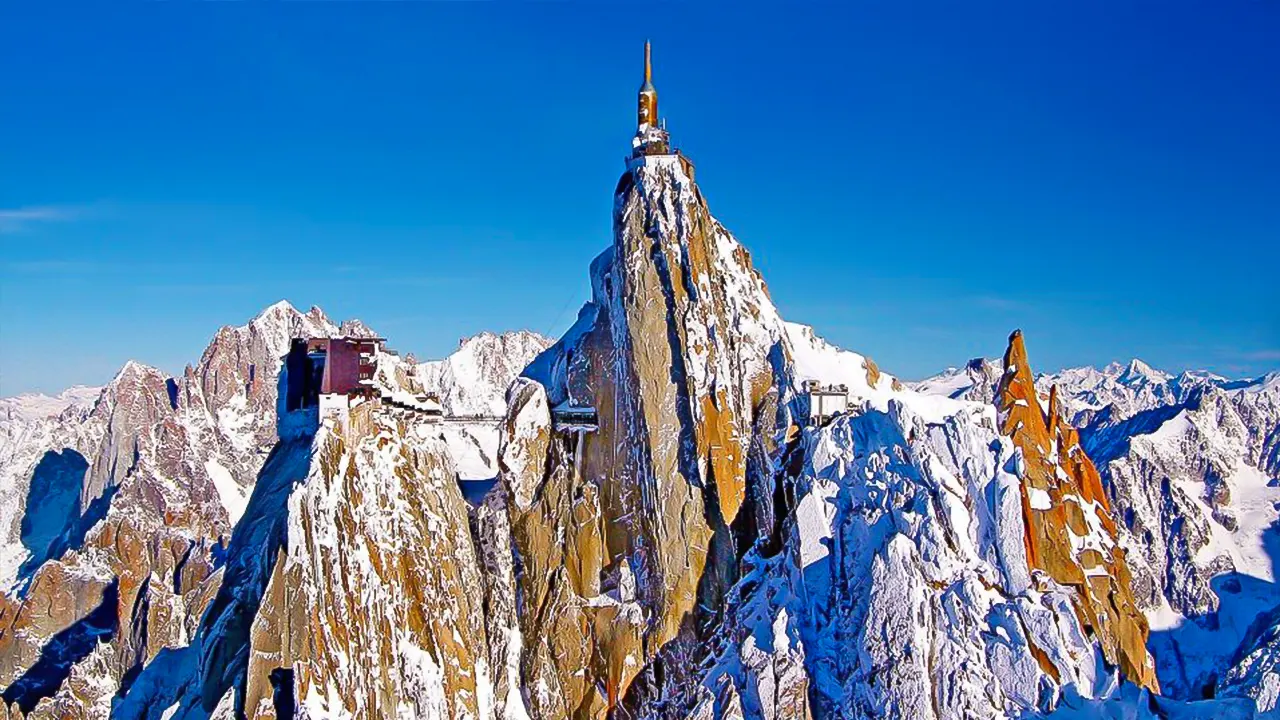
1240,349 -> 1280,362
0,205 -> 84,234
971,295 -> 1028,312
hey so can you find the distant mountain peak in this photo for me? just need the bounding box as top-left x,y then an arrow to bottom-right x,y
1117,358 -> 1169,384
112,359 -> 161,383
256,298 -> 297,316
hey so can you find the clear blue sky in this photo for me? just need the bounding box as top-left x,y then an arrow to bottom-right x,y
2,3 -> 1278,395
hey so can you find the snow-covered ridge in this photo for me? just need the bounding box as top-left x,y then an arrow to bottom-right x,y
915,357 -> 1270,414
0,385 -> 102,422
785,322 -> 969,424
415,330 -> 553,417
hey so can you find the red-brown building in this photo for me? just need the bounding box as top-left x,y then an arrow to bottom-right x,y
285,336 -> 385,411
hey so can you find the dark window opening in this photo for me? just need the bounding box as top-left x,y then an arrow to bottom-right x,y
270,667 -> 296,720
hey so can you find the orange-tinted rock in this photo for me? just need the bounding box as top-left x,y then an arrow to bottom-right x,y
995,330 -> 1158,691
235,410 -> 493,719
501,158 -> 788,717
863,356 -> 882,389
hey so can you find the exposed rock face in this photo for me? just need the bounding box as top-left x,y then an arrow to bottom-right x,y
5,149 -> 1275,719
114,368 -> 504,719
274,406 -> 492,718
497,156 -> 790,716
226,405 -> 493,719
1,302 -> 342,589
188,301 -> 337,487
995,330 -> 1157,691
687,324 -> 1154,719
472,489 -> 529,720
1,301 -> 553,717
0,359 -> 231,719
916,354 -> 1280,711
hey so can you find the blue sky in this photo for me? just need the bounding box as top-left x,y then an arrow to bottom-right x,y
2,3 -> 1278,394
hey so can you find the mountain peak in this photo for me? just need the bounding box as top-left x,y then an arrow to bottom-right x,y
997,330 -> 1158,691
253,298 -> 295,317
1118,358 -> 1168,384
112,359 -> 162,384
244,300 -> 338,335
337,318 -> 377,338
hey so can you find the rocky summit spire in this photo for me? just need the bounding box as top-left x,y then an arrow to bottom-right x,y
637,40 -> 658,129
996,329 -> 1159,692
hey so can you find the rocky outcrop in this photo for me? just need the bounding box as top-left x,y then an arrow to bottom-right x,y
242,405 -> 493,719
485,156 -> 1177,719
6,136 -> 1274,719
496,156 -> 790,716
0,358 -> 230,718
916,353 -> 1280,710
690,360 -> 1146,719
995,330 -> 1157,691
473,489 -> 529,720
115,399 -> 499,719
185,301 -> 338,490
1,299 -> 559,716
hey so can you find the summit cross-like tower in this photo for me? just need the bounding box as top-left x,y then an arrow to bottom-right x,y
637,40 -> 658,130
626,41 -> 695,180
630,41 -> 674,161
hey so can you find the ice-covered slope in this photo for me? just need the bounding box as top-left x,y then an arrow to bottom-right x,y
0,391 -> 100,595
417,331 -> 552,417
1082,375 -> 1280,705
415,331 -> 552,481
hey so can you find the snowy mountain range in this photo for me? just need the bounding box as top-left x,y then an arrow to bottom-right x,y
2,169 -> 1278,718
